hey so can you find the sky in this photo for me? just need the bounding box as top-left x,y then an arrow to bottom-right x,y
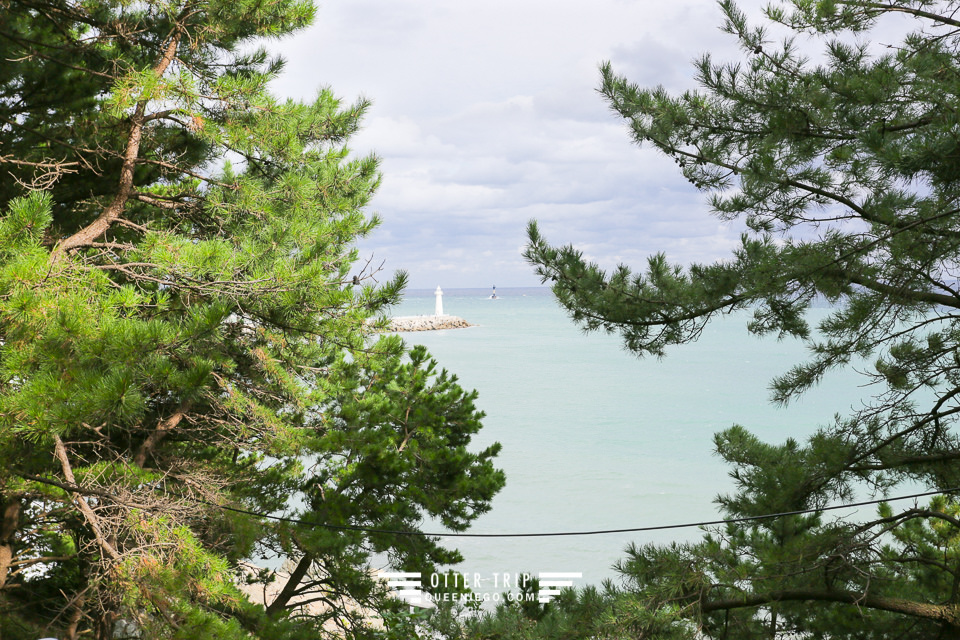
269,1 -> 793,289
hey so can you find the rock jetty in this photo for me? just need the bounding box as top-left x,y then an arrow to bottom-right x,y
389,315 -> 472,332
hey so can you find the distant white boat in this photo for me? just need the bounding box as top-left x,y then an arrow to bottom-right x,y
489,285 -> 498,299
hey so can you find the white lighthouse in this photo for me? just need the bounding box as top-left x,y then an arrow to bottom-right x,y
434,286 -> 444,316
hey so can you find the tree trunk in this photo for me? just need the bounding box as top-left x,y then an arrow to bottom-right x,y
63,593 -> 85,640
52,30 -> 182,260
0,498 -> 21,588
96,610 -> 116,640
266,554 -> 314,616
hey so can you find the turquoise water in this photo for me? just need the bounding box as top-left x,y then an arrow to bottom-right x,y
389,287 -> 869,589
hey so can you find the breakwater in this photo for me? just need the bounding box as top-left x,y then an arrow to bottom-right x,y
389,315 -> 472,332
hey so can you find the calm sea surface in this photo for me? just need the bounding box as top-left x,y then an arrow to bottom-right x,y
388,287 -> 869,589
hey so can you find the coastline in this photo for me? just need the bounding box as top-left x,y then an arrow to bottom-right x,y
390,315 -> 473,332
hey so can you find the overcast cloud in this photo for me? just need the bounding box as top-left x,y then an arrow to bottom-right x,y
270,1 -> 783,288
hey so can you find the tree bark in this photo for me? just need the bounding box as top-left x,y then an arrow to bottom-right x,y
53,436 -> 119,561
133,402 -> 191,468
0,497 -> 21,588
266,554 -> 314,616
63,592 -> 85,640
51,29 -> 182,260
96,609 -> 116,640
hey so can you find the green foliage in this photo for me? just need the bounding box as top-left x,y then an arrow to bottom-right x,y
427,582 -> 617,640
520,0 -> 960,637
0,2 -> 503,638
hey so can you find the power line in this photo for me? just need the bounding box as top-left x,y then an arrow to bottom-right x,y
186,486 -> 960,538
19,470 -> 958,538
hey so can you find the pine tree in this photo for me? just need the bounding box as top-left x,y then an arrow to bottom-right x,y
522,0 -> 960,637
0,2 -> 504,638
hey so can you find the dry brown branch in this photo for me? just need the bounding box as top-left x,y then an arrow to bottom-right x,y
87,241 -> 135,251
2,153 -> 80,189
130,192 -> 189,210
0,116 -> 101,172
113,218 -> 149,233
135,156 -> 237,189
52,436 -> 120,561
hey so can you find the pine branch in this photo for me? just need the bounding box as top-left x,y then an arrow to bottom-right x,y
701,588 -> 960,626
52,436 -> 120,561
133,402 -> 192,468
52,26 -> 184,260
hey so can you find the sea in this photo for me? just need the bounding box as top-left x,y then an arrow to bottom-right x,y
387,287 -> 871,593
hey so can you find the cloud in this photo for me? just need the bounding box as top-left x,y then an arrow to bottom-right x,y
272,0 -> 775,288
